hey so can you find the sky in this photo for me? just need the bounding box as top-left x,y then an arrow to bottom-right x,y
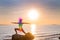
0,0 -> 60,25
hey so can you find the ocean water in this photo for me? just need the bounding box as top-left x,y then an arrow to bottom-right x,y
0,24 -> 60,40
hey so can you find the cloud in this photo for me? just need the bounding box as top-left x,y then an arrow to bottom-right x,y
0,0 -> 60,17
0,0 -> 22,7
38,0 -> 60,15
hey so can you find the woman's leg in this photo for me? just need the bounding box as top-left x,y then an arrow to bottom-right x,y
22,29 -> 26,34
14,28 -> 19,34
14,28 -> 26,34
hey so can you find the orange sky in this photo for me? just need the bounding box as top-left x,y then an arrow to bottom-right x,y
0,0 -> 60,25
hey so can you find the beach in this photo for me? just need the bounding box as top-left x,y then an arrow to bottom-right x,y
0,24 -> 60,40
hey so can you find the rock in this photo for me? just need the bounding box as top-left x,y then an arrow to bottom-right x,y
12,34 -> 25,40
12,32 -> 34,40
25,32 -> 34,40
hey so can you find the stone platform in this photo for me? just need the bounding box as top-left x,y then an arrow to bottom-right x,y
12,32 -> 34,40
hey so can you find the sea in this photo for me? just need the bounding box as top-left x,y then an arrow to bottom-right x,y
0,24 -> 60,40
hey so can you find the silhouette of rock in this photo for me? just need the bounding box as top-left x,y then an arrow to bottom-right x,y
12,32 -> 34,40
25,32 -> 34,40
12,34 -> 24,40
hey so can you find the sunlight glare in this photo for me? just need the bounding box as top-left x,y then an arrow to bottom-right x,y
30,24 -> 36,34
28,8 -> 39,20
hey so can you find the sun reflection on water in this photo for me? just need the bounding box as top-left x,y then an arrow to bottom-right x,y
30,24 -> 36,34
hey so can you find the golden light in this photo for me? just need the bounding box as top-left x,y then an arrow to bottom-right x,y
27,8 -> 39,20
30,24 -> 36,34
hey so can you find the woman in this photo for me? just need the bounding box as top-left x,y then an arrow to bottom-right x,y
14,18 -> 26,34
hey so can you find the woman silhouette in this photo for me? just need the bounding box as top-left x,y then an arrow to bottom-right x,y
15,18 -> 26,34
13,18 -> 29,34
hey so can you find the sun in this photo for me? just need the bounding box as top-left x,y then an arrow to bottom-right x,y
27,8 -> 39,20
